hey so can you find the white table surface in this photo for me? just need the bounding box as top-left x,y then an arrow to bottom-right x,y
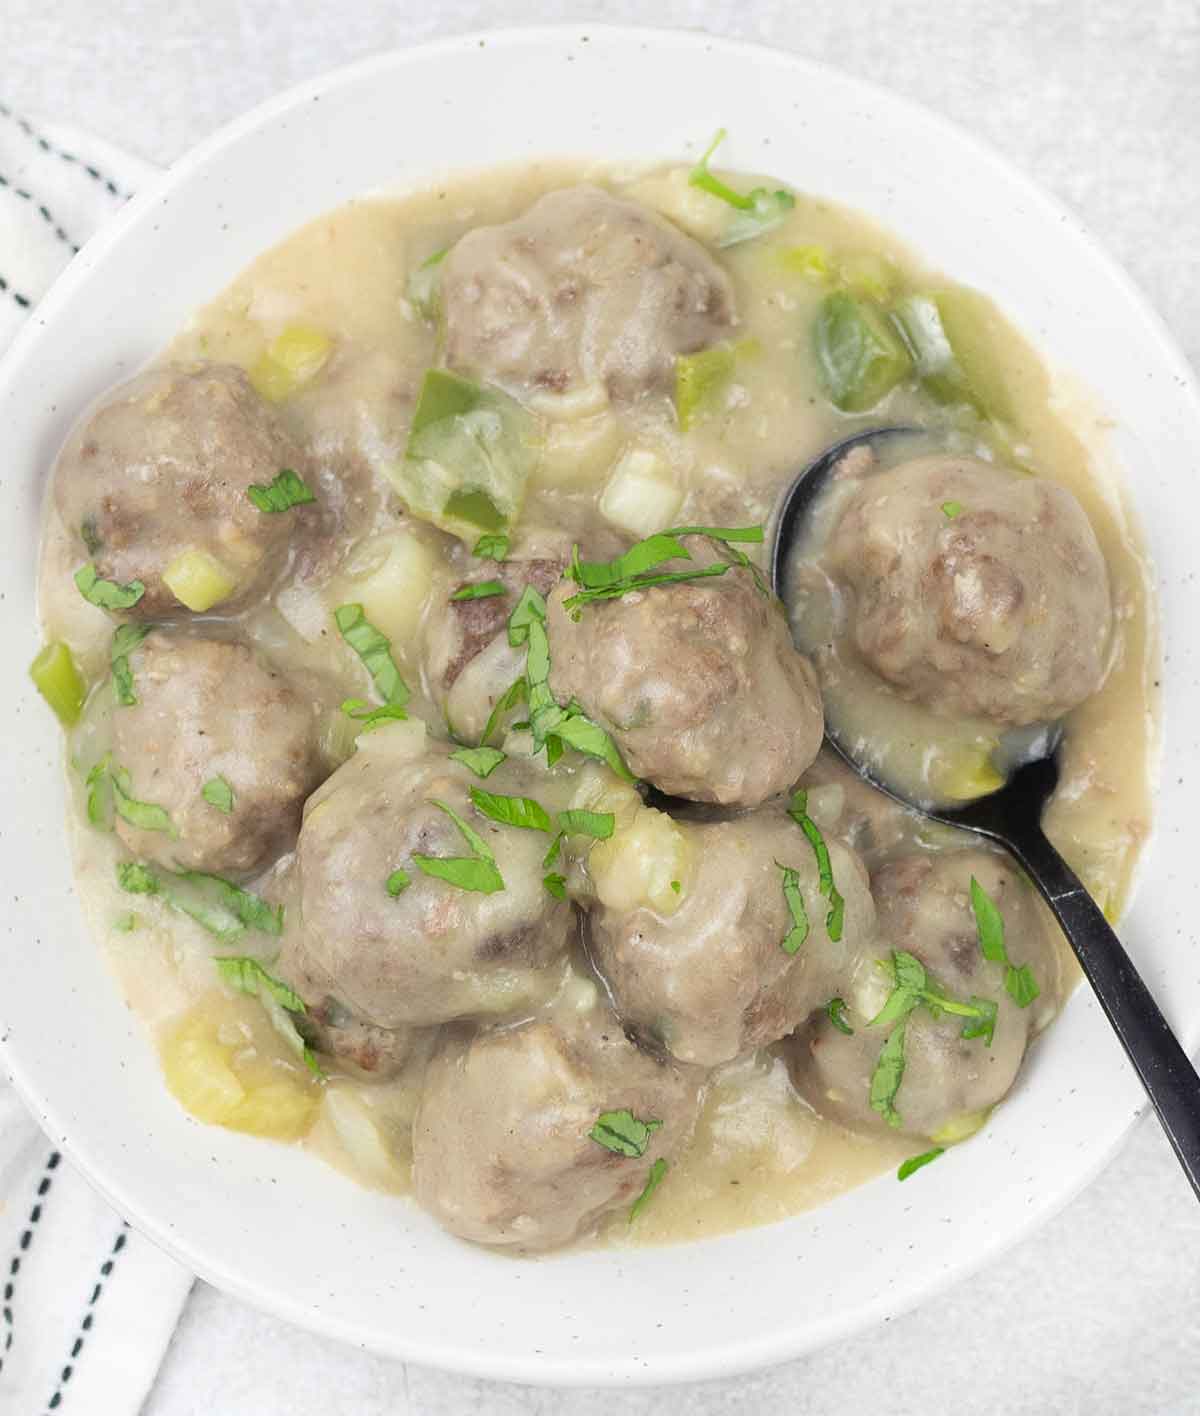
6,1 -> 1200,1411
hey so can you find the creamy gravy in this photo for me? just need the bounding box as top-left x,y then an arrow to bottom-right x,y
37,156 -> 1156,1249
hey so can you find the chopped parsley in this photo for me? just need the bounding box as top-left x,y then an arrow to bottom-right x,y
869,1018 -> 908,1128
412,798 -> 504,894
74,563 -> 144,611
868,949 -> 999,1127
776,862 -> 809,955
589,1109 -> 663,1159
215,955 -> 323,1077
334,604 -> 409,708
630,1157 -> 669,1221
787,790 -> 845,941
201,775 -> 235,814
480,676 -> 527,748
468,787 -> 552,833
543,833 -> 564,868
386,868 -> 411,897
110,623 -> 150,706
969,876 -> 1040,1009
897,1147 -> 945,1181
450,745 -> 506,778
450,580 -> 506,602
505,586 -> 633,780
116,861 -> 283,942
340,697 -> 408,731
246,468 -> 315,514
543,873 -> 567,900
827,996 -> 854,1035
557,809 -> 615,840
941,501 -> 964,520
563,525 -> 766,617
472,532 -> 509,562
111,767 -> 176,837
688,129 -> 795,247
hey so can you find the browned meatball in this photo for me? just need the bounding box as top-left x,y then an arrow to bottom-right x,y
108,631 -> 326,876
286,732 -> 571,1027
54,362 -> 314,617
440,186 -> 736,401
587,807 -> 875,1066
546,537 -> 823,804
420,528 -> 625,744
788,849 -> 1061,1141
411,1004 -> 703,1250
824,456 -> 1112,726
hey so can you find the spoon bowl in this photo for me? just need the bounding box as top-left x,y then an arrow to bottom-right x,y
771,432 -> 1200,1200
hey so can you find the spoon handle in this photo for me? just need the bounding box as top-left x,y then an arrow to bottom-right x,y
1005,822 -> 1200,1200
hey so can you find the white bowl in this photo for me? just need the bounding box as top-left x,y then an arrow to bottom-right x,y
1,25 -> 1197,1388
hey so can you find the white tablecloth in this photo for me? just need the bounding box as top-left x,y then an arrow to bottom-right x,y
3,2 -> 1199,1412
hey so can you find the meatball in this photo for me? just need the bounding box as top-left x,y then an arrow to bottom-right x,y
108,631 -> 326,876
421,528 -> 625,744
292,985 -> 418,1080
285,730 -> 571,1027
422,552 -> 565,744
546,537 -> 823,805
788,850 -> 1061,1141
587,807 -> 876,1066
412,1004 -> 702,1249
54,362 -> 314,617
440,186 -> 736,402
824,455 -> 1112,726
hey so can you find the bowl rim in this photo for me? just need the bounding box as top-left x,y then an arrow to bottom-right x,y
2,22 -> 1197,1387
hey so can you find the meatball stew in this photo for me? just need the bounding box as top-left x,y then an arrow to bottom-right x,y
32,145 -> 1153,1252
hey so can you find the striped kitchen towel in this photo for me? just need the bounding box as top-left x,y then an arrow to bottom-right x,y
0,104 -> 194,1415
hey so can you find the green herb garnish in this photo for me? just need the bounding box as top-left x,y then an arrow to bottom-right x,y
777,862 -> 809,955
505,586 -> 633,780
589,1109 -> 663,1159
412,798 -> 504,894
472,533 -> 509,561
111,767 -> 176,837
897,1147 -> 945,1181
386,869 -> 411,897
969,876 -> 1040,1009
334,603 -> 409,707
827,996 -> 854,1035
869,1018 -> 908,1128
630,1157 -> 669,1221
787,790 -> 845,941
450,746 -> 506,778
450,580 -> 506,602
75,563 -> 144,611
557,809 -> 615,840
543,832 -> 564,868
468,787 -> 552,833
215,955 -> 323,1077
246,468 -> 315,514
110,623 -> 150,706
86,754 -> 113,829
869,949 -> 998,1043
115,862 -> 283,942
941,501 -> 964,520
479,676 -> 527,748
201,775 -> 235,814
688,129 -> 795,246
543,873 -> 567,901
407,246 -> 448,322
340,698 -> 408,732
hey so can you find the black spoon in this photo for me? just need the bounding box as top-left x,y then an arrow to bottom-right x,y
773,426 -> 1200,1198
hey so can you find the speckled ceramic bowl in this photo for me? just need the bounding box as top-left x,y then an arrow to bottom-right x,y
1,25 -> 1197,1387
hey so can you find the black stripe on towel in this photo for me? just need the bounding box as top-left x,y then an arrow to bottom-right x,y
0,271 -> 32,309
0,1149 -> 61,1376
0,100 -> 128,200
0,171 -> 80,254
45,1224 -> 129,1412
